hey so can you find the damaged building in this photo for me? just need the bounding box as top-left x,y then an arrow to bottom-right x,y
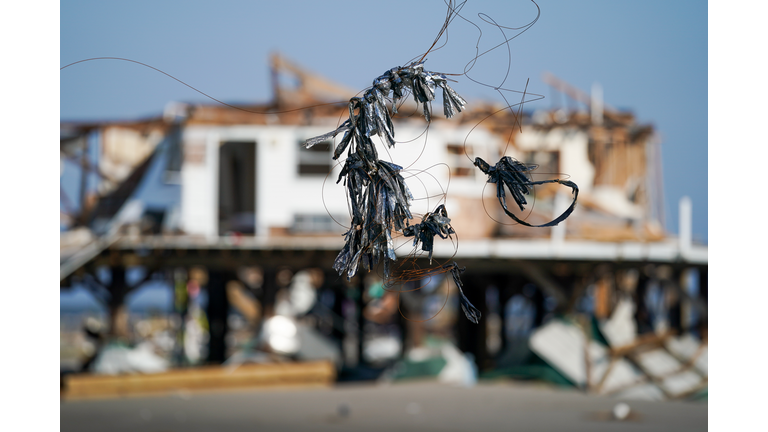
60,53 -> 706,400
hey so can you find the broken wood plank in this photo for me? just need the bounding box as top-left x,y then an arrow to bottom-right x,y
63,361 -> 335,400
630,348 -> 704,398
609,330 -> 676,358
664,334 -> 708,376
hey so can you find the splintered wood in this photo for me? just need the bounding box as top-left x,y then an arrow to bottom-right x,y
530,317 -> 707,401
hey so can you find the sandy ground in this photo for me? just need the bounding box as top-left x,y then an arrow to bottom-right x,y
60,380 -> 707,432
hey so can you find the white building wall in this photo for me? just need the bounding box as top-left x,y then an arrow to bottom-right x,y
180,127 -> 219,238
179,120 -> 508,237
260,125 -> 349,234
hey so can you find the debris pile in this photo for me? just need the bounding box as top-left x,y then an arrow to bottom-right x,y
529,300 -> 707,401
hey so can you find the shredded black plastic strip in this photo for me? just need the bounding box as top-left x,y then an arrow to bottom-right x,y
444,262 -> 481,324
304,61 -> 467,151
304,120 -> 350,149
403,204 -> 455,264
475,156 -> 579,228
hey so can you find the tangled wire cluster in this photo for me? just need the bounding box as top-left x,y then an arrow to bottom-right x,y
305,61 -> 468,283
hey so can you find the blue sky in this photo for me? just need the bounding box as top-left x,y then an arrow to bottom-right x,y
60,0 -> 707,241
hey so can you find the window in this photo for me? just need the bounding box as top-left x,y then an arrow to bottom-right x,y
298,140 -> 333,175
164,123 -> 183,183
292,214 -> 347,234
446,144 -> 475,178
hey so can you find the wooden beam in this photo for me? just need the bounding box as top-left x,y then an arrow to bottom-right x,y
62,361 -> 336,400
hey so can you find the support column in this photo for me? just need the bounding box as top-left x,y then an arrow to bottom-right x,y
699,267 -> 708,340
495,273 -> 514,355
531,282 -> 547,327
322,269 -> 346,356
107,264 -> 129,339
635,268 -> 653,335
356,276 -> 366,367
666,269 -> 682,333
206,270 -> 230,364
261,268 -> 278,319
172,268 -> 189,367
